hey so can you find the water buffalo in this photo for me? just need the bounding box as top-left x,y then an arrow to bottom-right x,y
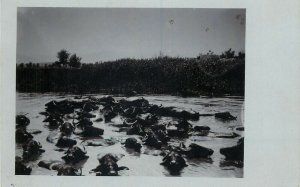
16,128 -> 33,143
57,166 -> 82,176
74,125 -> 104,137
43,113 -> 64,128
94,117 -> 103,122
101,105 -> 114,113
119,98 -> 149,109
122,106 -> 141,118
126,123 -> 145,136
143,131 -> 163,149
167,121 -> 191,138
46,132 -> 75,147
167,128 -> 189,138
193,125 -> 211,136
45,100 -> 74,114
113,119 -> 133,128
15,156 -> 32,175
160,151 -> 188,175
22,140 -> 45,160
236,126 -> 244,131
220,138 -> 244,161
153,129 -> 170,143
82,101 -> 99,112
38,160 -> 82,176
56,136 -> 77,148
122,137 -> 142,152
168,142 -> 213,159
176,110 -> 200,120
125,90 -> 137,97
182,143 -> 214,159
215,112 -> 237,121
137,113 -> 159,127
194,125 -> 210,131
98,96 -> 116,106
104,110 -> 117,122
62,146 -> 89,164
60,122 -> 74,135
176,120 -> 192,131
75,117 -> 93,129
90,154 -> 128,176
147,105 -> 199,120
77,111 -> 96,119
16,115 -> 30,127
151,124 -> 167,131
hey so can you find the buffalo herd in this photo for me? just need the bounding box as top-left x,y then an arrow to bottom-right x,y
16,96 -> 244,176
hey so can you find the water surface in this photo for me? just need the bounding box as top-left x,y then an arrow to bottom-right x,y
16,93 -> 244,177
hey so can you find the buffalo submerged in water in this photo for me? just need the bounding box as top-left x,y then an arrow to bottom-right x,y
16,95 -> 244,176
90,154 -> 129,176
38,160 -> 82,176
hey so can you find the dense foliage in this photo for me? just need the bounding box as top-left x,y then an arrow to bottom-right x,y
16,50 -> 245,96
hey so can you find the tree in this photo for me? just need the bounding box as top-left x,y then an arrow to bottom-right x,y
57,49 -> 70,67
69,53 -> 82,68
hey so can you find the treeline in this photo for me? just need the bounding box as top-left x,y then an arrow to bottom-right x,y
16,49 -> 245,96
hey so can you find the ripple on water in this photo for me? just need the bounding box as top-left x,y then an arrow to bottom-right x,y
16,93 -> 244,177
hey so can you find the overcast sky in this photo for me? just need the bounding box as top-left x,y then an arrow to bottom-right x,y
17,8 -> 245,63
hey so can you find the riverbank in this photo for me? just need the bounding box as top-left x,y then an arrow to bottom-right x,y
16,56 -> 245,96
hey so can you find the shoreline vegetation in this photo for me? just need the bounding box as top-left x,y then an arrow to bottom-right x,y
16,49 -> 245,97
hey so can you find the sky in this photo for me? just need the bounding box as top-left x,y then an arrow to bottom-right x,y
17,8 -> 245,63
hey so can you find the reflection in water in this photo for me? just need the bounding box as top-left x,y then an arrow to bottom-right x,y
220,160 -> 244,169
16,93 -> 244,177
73,157 -> 89,170
123,147 -> 142,156
187,158 -> 214,166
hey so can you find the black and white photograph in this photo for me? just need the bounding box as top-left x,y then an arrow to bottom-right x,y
1,0 -> 300,186
15,8 -> 246,177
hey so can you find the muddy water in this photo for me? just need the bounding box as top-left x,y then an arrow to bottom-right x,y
16,93 -> 244,177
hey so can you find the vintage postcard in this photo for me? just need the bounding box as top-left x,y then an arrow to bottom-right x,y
1,0 -> 299,187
